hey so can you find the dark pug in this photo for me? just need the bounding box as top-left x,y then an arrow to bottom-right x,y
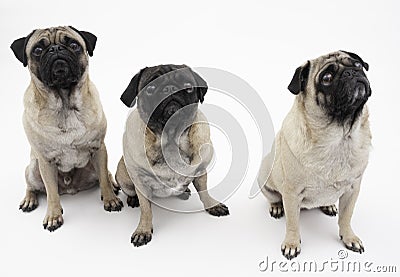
116,64 -> 229,247
258,51 -> 371,259
11,26 -> 122,232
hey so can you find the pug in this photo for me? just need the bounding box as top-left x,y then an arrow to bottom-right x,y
11,26 -> 123,232
257,51 -> 371,259
115,64 -> 229,246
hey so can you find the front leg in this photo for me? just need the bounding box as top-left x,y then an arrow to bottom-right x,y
339,179 -> 364,253
37,157 -> 63,232
131,187 -> 153,247
92,143 -> 123,212
193,173 -> 229,217
281,192 -> 301,260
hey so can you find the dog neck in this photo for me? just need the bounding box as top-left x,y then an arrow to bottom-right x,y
295,96 -> 367,141
30,68 -> 89,111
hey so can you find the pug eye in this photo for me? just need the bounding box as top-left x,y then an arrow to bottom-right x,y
146,85 -> 156,95
354,61 -> 362,69
32,47 -> 43,57
69,42 -> 81,52
184,82 -> 193,93
322,72 -> 333,86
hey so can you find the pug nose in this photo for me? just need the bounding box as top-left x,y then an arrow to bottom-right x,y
162,85 -> 178,94
48,45 -> 63,53
342,69 -> 359,79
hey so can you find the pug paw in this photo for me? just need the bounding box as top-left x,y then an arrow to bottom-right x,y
103,196 -> 123,212
281,239 -> 301,260
43,207 -> 64,232
127,195 -> 140,208
320,205 -> 337,216
206,203 -> 230,217
269,202 -> 284,219
341,234 -> 364,254
19,191 -> 38,212
131,229 -> 153,247
177,188 -> 191,200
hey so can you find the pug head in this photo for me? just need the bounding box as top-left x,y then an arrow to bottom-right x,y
288,50 -> 371,126
11,26 -> 96,90
121,64 -> 208,135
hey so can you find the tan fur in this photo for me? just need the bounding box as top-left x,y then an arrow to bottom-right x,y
258,51 -> 371,258
116,108 -> 228,246
19,27 -> 122,231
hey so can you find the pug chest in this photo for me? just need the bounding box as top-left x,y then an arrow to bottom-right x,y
299,136 -> 369,209
28,107 -> 104,172
144,132 -> 196,198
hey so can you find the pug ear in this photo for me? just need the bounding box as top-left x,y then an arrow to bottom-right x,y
69,26 -> 97,57
10,30 -> 35,67
288,61 -> 310,95
340,50 -> 369,71
120,68 -> 147,108
193,71 -> 208,103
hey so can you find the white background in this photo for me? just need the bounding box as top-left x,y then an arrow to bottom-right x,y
1,0 -> 399,276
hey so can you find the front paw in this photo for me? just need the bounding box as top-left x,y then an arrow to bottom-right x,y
131,228 -> 153,247
43,207 -> 64,232
340,234 -> 364,254
206,203 -> 230,217
103,195 -> 123,212
281,238 -> 301,260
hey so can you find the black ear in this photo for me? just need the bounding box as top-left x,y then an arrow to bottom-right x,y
69,26 -> 97,57
192,71 -> 208,103
288,61 -> 310,95
10,30 -> 35,67
120,68 -> 147,107
340,50 -> 369,71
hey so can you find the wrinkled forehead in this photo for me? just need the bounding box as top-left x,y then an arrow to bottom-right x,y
26,26 -> 85,50
139,66 -> 195,90
311,51 -> 354,73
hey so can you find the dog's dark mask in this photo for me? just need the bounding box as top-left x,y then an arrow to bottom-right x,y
35,40 -> 83,89
288,51 -> 371,126
120,64 -> 208,135
11,26 -> 97,90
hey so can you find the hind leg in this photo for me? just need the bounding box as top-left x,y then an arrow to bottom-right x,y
116,156 -> 139,208
261,184 -> 284,219
177,187 -> 191,200
20,157 -> 45,212
109,172 -> 120,195
258,150 -> 284,218
270,201 -> 284,219
20,189 -> 39,212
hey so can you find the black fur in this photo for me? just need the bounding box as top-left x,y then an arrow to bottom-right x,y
288,61 -> 310,95
120,64 -> 208,134
340,50 -> 369,71
38,43 -> 83,89
315,56 -> 371,126
69,26 -> 97,57
120,68 -> 147,107
10,30 -> 35,67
